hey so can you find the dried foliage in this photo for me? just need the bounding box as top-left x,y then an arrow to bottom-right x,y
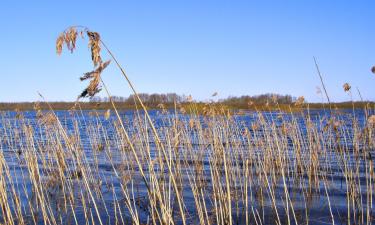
343,83 -> 351,92
56,27 -> 111,99
56,33 -> 64,55
87,31 -> 102,66
80,60 -> 111,98
65,27 -> 78,53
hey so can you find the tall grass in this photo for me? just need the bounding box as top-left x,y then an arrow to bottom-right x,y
0,27 -> 374,225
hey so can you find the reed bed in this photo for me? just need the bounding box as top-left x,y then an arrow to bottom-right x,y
0,102 -> 374,225
0,26 -> 374,225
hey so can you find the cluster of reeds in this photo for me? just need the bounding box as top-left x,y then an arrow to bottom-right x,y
0,27 -> 374,225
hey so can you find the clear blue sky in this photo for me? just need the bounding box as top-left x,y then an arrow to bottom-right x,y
0,0 -> 374,102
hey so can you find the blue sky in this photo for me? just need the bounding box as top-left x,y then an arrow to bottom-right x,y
0,0 -> 374,102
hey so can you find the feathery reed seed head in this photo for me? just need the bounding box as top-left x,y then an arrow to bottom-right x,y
56,33 -> 64,55
65,27 -> 78,53
343,83 -> 351,92
56,27 -> 110,98
87,31 -> 102,66
56,27 -> 79,55
79,60 -> 111,98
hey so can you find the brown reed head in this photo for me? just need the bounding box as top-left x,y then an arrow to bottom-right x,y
86,31 -> 102,66
79,60 -> 111,98
56,27 -> 111,99
343,83 -> 351,92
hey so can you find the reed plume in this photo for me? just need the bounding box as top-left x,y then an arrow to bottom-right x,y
55,27 -> 111,99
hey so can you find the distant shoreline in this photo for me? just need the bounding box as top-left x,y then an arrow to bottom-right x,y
0,101 -> 374,111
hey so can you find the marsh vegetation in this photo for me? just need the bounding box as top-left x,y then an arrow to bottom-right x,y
0,27 -> 374,225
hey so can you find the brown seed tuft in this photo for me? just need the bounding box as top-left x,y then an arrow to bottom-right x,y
56,33 -> 65,55
56,27 -> 81,55
65,27 -> 78,53
343,83 -> 351,92
87,31 -> 102,66
80,60 -> 111,98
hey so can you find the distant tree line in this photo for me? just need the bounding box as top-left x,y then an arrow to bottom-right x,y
90,93 -> 190,105
220,94 -> 296,107
2,93 -> 373,111
89,93 -> 295,105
